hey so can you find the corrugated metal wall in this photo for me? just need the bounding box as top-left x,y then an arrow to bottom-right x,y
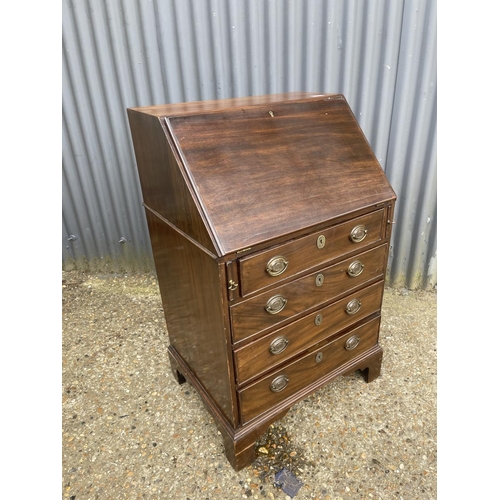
62,0 -> 436,289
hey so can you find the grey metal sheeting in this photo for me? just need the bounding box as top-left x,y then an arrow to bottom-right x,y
62,0 -> 436,289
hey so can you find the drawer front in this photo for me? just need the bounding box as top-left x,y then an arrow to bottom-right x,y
231,244 -> 387,343
238,317 -> 380,423
238,209 -> 385,296
234,281 -> 384,384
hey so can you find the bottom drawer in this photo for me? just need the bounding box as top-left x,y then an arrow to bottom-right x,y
238,316 -> 380,424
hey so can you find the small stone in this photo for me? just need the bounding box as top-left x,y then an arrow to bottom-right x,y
399,463 -> 404,469
258,447 -> 269,455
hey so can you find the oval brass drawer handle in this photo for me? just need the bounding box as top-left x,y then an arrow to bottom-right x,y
265,295 -> 287,314
347,260 -> 364,277
344,335 -> 360,350
345,298 -> 361,315
269,336 -> 289,355
350,224 -> 368,243
266,255 -> 289,276
270,374 -> 289,392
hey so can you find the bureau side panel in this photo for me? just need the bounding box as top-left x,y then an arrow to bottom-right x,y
127,109 -> 218,255
145,209 -> 236,425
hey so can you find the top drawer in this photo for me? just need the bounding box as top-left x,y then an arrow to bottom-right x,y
238,209 -> 386,296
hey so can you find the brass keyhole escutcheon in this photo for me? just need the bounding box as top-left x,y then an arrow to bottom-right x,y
315,273 -> 324,287
315,352 -> 323,363
314,313 -> 323,326
317,235 -> 326,249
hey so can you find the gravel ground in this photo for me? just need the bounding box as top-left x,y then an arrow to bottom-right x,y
62,271 -> 436,500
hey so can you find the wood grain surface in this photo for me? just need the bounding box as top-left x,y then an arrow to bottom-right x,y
238,208 -> 386,296
238,317 -> 381,423
234,281 -> 384,384
167,96 -> 395,254
145,209 -> 236,425
231,244 -> 387,342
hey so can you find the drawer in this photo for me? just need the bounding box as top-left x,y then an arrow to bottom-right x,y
231,244 -> 387,343
238,316 -> 381,424
234,281 -> 384,384
238,209 -> 386,296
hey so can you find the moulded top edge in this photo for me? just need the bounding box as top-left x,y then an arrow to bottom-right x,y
127,92 -> 343,118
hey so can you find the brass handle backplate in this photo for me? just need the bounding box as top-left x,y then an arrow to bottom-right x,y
350,224 -> 368,243
265,295 -> 287,314
270,374 -> 289,392
317,235 -> 326,249
269,336 -> 289,355
347,260 -> 365,277
314,313 -> 323,326
345,335 -> 361,350
345,298 -> 361,315
266,256 -> 289,276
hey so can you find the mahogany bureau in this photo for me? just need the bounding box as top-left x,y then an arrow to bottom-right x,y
127,92 -> 396,470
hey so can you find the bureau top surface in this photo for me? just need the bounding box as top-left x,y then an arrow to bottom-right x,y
139,93 -> 396,255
